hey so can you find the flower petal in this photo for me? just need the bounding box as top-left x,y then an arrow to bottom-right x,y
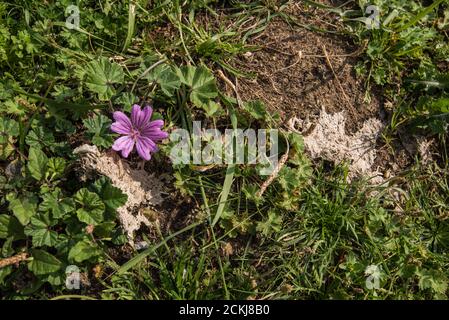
142,129 -> 169,141
121,139 -> 135,158
113,111 -> 132,129
139,106 -> 153,128
136,138 -> 152,161
138,136 -> 157,152
141,124 -> 167,135
111,121 -> 131,134
112,136 -> 133,152
141,119 -> 164,131
131,104 -> 142,127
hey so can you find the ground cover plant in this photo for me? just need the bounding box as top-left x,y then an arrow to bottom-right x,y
0,0 -> 449,300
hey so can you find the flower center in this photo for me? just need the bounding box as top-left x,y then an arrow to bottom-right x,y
130,127 -> 140,141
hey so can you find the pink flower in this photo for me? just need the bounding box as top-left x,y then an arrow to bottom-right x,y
111,104 -> 168,161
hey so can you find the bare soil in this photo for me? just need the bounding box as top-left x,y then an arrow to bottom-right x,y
233,2 -> 385,134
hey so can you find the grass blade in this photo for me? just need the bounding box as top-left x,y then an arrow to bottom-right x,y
118,221 -> 203,274
212,164 -> 235,226
122,2 -> 136,53
399,0 -> 446,31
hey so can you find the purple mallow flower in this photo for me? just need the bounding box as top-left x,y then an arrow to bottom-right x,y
111,104 -> 168,161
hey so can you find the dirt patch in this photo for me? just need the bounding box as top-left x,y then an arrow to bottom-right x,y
73,144 -> 193,246
290,108 -> 385,182
233,2 -> 384,134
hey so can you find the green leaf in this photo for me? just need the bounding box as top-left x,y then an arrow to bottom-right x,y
2,99 -> 26,116
287,132 -> 310,167
27,147 -> 48,180
28,249 -> 62,275
25,127 -> 55,148
278,166 -> 310,192
0,137 -> 15,160
243,100 -> 267,120
256,210 -> 283,236
43,272 -> 65,286
189,67 -> 218,106
0,214 -> 25,240
114,92 -> 138,113
202,100 -> 220,117
417,269 -> 448,294
0,216 -> 10,238
2,237 -> 14,257
7,194 -> 38,225
122,2 -> 136,53
46,157 -> 66,181
24,213 -> 58,247
212,164 -> 235,226
177,66 -> 219,115
83,58 -> 125,100
176,65 -> 196,86
68,239 -> 101,263
429,97 -> 449,113
0,117 -> 19,159
83,114 -> 114,148
39,189 -> 75,219
0,266 -> 13,285
150,64 -> 181,96
0,117 -> 19,139
242,184 -> 263,205
74,188 -> 105,225
91,177 -> 127,213
94,221 -> 116,238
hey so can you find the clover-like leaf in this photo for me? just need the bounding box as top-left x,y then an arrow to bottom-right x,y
256,210 -> 282,237
91,177 -> 127,213
148,64 -> 181,96
189,67 -> 217,98
43,272 -> 65,286
46,157 -> 67,181
83,114 -> 114,148
83,57 -> 124,100
177,65 -> 219,115
417,269 -> 448,295
24,213 -> 58,247
0,138 -> 14,160
114,92 -> 138,113
39,188 -> 75,219
94,221 -> 116,238
201,100 -> 220,117
176,65 -> 196,86
0,117 -> 19,139
74,188 -> 105,225
25,126 -> 55,148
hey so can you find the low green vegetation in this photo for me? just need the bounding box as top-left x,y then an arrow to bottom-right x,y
0,0 -> 448,299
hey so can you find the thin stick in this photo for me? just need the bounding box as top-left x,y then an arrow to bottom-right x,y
256,152 -> 289,198
0,253 -> 28,269
322,45 -> 353,109
217,69 -> 243,109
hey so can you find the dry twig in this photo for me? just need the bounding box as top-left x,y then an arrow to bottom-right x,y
0,253 -> 28,269
217,69 -> 244,108
256,152 -> 289,198
321,45 -> 353,109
